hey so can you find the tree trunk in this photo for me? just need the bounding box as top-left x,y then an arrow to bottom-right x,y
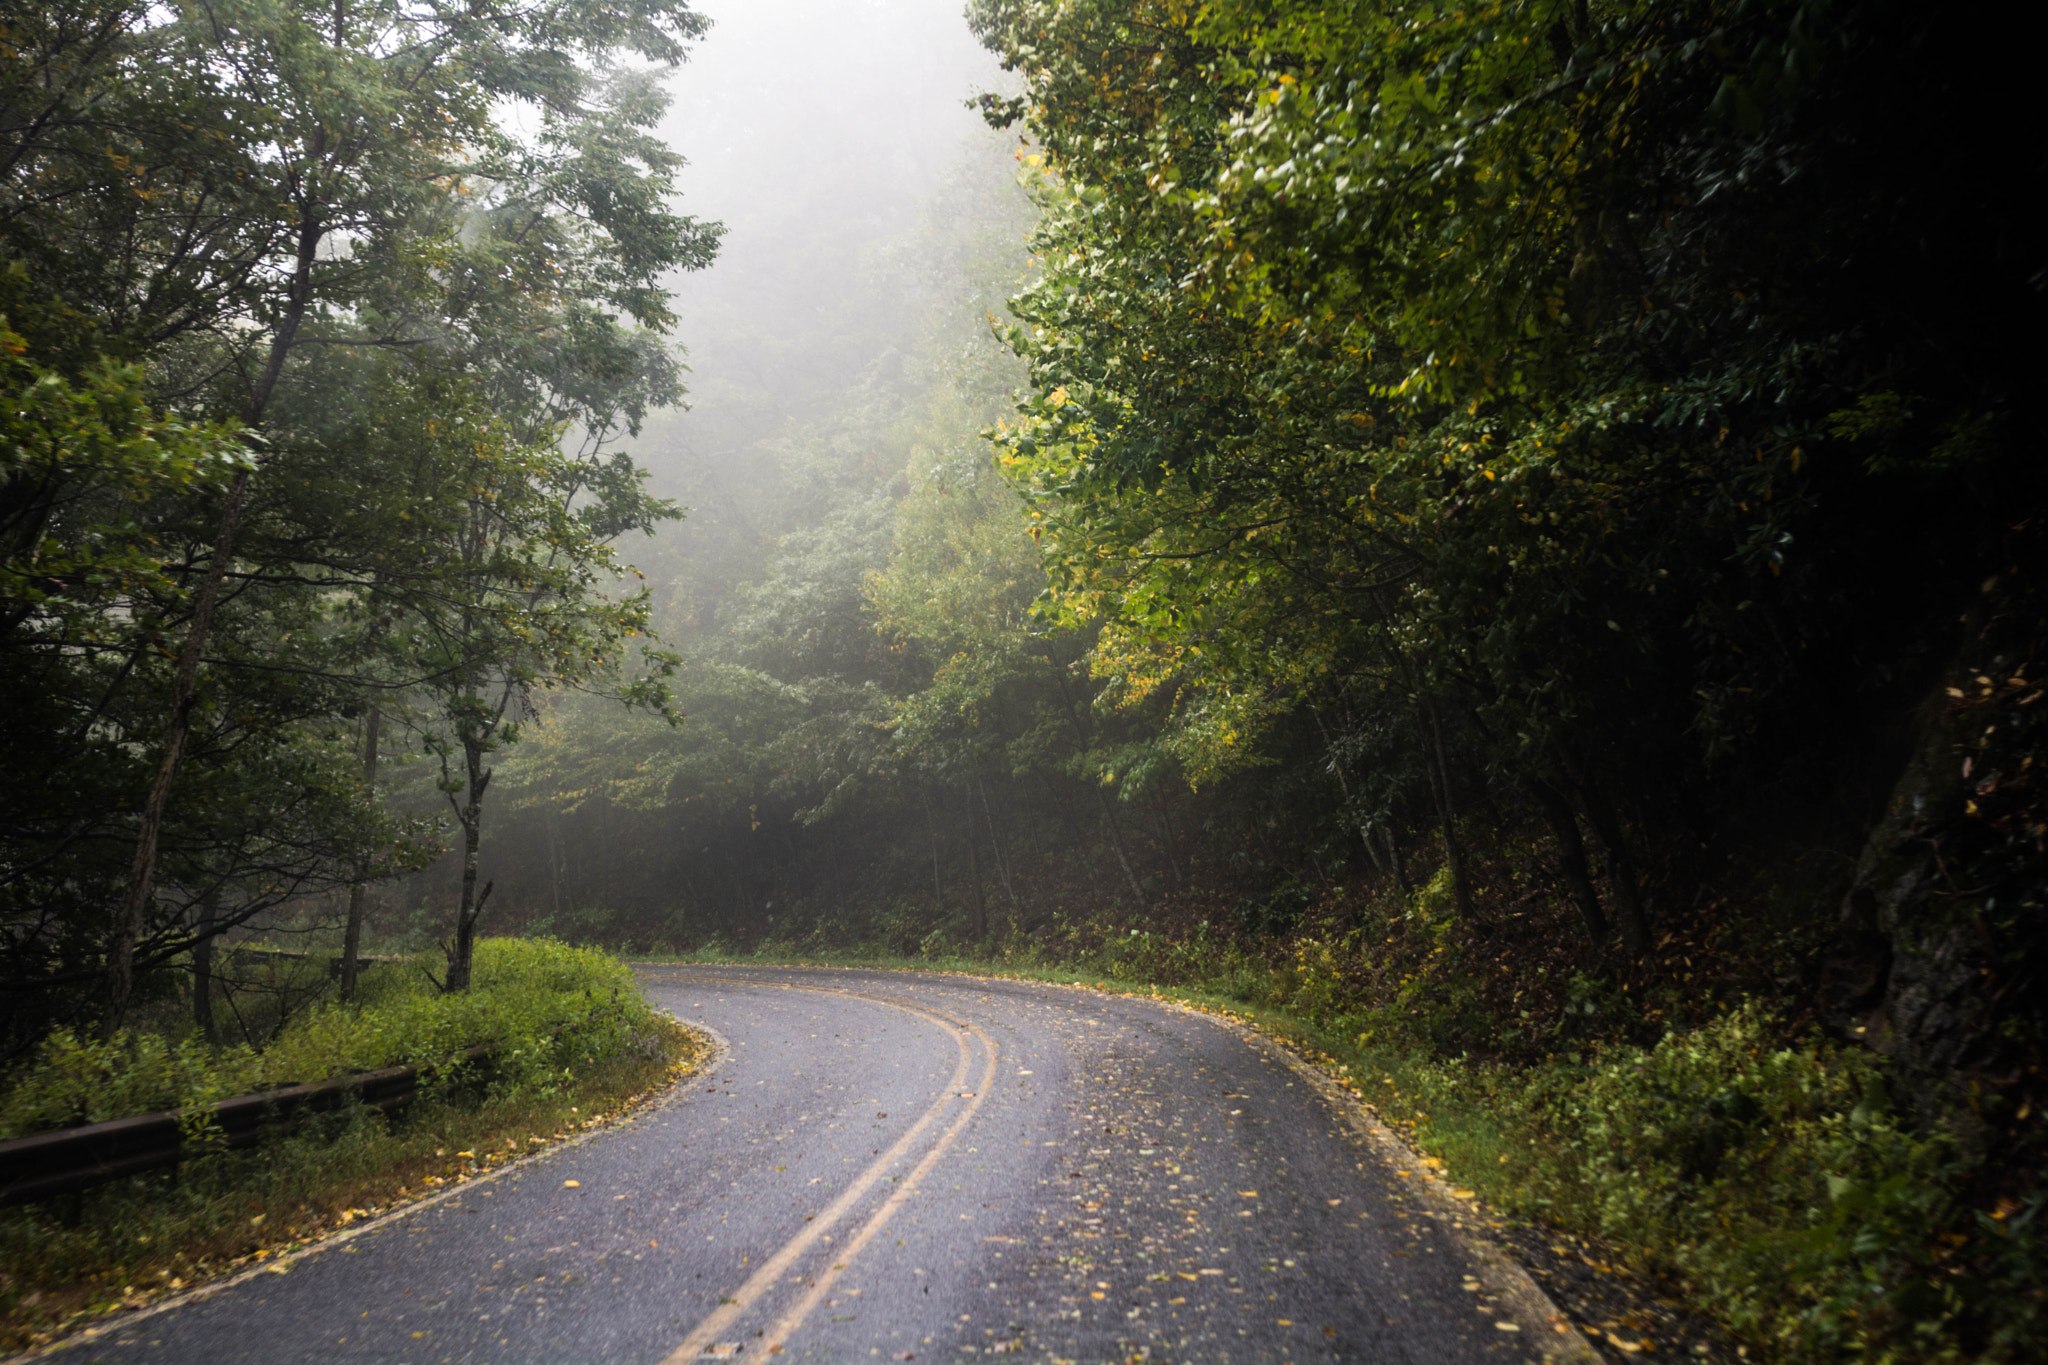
1095,785 -> 1147,904
976,776 -> 1021,910
1421,701 -> 1477,921
1382,824 -> 1409,896
963,783 -> 988,941
1576,776 -> 1652,956
919,785 -> 945,918
108,204 -> 326,1033
1360,828 -> 1388,879
1533,777 -> 1609,944
444,734 -> 492,992
1048,661 -> 1146,904
191,889 -> 218,1041
1309,704 -> 1390,899
547,811 -> 564,921
105,474 -> 250,1034
1152,787 -> 1181,892
340,705 -> 381,1003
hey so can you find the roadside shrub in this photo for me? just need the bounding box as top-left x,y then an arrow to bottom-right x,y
0,938 -> 658,1138
0,1031 -> 253,1138
1497,1003 -> 1951,1358
1405,866 -> 1458,941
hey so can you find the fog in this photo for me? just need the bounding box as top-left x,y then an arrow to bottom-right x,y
631,0 -> 1015,577
369,0 -> 1033,936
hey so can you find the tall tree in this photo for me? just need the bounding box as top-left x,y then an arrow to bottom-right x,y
1,0 -> 717,1035
384,370 -> 677,992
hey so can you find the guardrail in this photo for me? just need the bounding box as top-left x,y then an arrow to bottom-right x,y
0,1043 -> 492,1210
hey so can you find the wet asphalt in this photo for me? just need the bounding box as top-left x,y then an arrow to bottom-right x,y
57,966 -> 1550,1365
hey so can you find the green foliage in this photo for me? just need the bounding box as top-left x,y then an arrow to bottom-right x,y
1404,867 -> 1458,940
0,1029 -> 241,1140
966,0 -> 2045,969
0,939 -> 656,1139
0,0 -> 713,1030
1500,1005 -> 1951,1356
0,314 -> 250,639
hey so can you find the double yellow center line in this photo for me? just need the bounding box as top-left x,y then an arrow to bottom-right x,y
658,980 -> 998,1362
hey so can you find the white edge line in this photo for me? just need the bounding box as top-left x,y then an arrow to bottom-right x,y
1152,998 -> 1604,1365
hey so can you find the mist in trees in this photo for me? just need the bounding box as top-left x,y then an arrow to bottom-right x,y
7,0 -> 2044,1192
7,1 -> 2046,1352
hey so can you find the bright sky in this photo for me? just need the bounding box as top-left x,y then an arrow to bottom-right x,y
661,0 -> 1005,268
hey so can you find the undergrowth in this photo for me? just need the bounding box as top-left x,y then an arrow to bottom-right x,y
0,939 -> 702,1352
0,938 -> 655,1139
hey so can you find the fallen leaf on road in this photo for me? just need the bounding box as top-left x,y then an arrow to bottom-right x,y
563,1181 -> 580,1189
1238,1191 -> 1257,1198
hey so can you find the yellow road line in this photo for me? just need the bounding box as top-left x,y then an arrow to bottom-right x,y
760,1014 -> 998,1354
657,978 -> 996,1363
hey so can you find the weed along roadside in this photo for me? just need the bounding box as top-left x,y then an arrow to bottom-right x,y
0,940 -> 708,1355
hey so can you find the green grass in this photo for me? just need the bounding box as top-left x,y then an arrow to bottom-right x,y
3,938 -> 660,1139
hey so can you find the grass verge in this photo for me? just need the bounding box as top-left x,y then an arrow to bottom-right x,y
0,941 -> 709,1355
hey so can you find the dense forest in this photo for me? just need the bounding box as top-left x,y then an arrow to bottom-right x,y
5,0 -> 2047,1354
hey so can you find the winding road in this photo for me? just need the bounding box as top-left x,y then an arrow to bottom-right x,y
49,966 -> 1595,1365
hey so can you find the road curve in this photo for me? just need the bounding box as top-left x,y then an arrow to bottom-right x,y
47,966 -> 1591,1365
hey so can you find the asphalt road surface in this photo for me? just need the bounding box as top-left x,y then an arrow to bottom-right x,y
53,966 -> 1592,1365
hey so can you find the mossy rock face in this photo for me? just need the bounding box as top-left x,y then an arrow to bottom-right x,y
1824,569 -> 2048,1157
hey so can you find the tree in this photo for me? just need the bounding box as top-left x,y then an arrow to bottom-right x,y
967,0 -> 2046,958
380,370 -> 677,992
100,0 -> 716,1023
1,0 -> 718,1031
